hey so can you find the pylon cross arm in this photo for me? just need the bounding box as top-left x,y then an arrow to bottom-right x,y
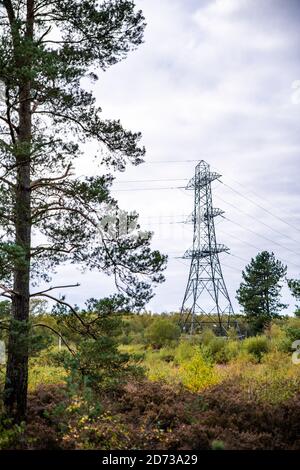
186,171 -> 221,189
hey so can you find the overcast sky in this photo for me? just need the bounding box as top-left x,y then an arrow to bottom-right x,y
59,0 -> 300,315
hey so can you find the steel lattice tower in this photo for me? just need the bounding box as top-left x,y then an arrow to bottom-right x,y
180,160 -> 234,334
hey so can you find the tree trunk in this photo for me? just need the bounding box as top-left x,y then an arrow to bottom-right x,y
4,0 -> 33,423
4,82 -> 32,422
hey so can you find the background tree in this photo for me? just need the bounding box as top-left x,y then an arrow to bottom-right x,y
236,251 -> 287,333
144,317 -> 181,349
0,0 -> 166,422
288,278 -> 300,317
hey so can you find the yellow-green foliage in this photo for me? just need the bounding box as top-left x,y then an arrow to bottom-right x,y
239,350 -> 300,404
211,439 -> 225,450
200,328 -> 216,345
157,347 -> 175,362
0,420 -> 25,450
118,344 -> 145,355
283,317 -> 300,343
203,337 -> 228,364
143,350 -> 180,384
242,335 -> 269,362
224,340 -> 240,361
23,318 -> 300,407
144,318 -> 181,348
144,344 -> 220,392
30,345 -> 65,366
28,365 -> 66,391
174,340 -> 196,365
179,349 -> 220,392
62,409 -> 129,450
267,324 -> 291,353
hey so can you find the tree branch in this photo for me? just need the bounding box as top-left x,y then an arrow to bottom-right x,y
32,204 -> 99,227
3,0 -> 15,27
0,283 -> 18,296
30,163 -> 73,190
30,292 -> 97,339
31,283 -> 80,296
0,292 -> 12,299
32,323 -> 75,356
30,244 -> 79,256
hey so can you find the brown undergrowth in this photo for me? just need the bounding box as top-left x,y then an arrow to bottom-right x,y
8,378 -> 300,450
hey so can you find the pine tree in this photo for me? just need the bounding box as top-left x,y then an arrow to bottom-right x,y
236,251 -> 287,332
0,0 -> 166,422
288,278 -> 300,317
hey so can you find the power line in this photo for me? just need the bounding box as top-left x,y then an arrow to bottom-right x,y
218,180 -> 300,236
224,216 -> 300,260
113,178 -> 188,184
137,211 -> 300,267
143,160 -> 199,164
214,192 -> 300,246
144,216 -> 300,269
139,213 -> 300,266
111,164 -> 300,237
219,227 -> 261,251
222,263 -> 243,273
112,179 -> 300,239
139,214 -> 188,220
219,227 -> 300,270
229,253 -> 251,264
111,186 -> 185,192
110,180 -> 300,262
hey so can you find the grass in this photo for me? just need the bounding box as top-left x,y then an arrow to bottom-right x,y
28,365 -> 66,391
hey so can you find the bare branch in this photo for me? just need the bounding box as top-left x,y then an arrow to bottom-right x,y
31,283 -> 80,296
0,292 -> 12,299
32,323 -> 75,356
31,244 -> 79,256
32,204 -> 99,227
0,174 -> 15,188
30,163 -> 73,190
0,283 -> 18,296
30,292 -> 97,339
36,24 -> 51,44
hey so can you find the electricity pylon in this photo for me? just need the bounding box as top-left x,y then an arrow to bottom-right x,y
180,160 -> 234,335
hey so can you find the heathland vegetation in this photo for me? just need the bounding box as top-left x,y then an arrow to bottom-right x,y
0,303 -> 300,450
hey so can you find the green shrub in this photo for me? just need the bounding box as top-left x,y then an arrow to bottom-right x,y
234,349 -> 258,365
267,324 -> 291,353
30,345 -> 65,367
224,340 -> 240,361
203,337 -> 228,364
200,328 -> 216,346
180,350 -> 220,392
242,335 -> 269,362
174,340 -> 197,365
118,343 -> 145,356
61,336 -> 144,392
0,417 -> 25,449
158,347 -> 175,363
28,364 -> 66,391
283,318 -> 300,343
241,350 -> 300,404
144,318 -> 181,349
144,350 -> 179,384
211,439 -> 225,450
